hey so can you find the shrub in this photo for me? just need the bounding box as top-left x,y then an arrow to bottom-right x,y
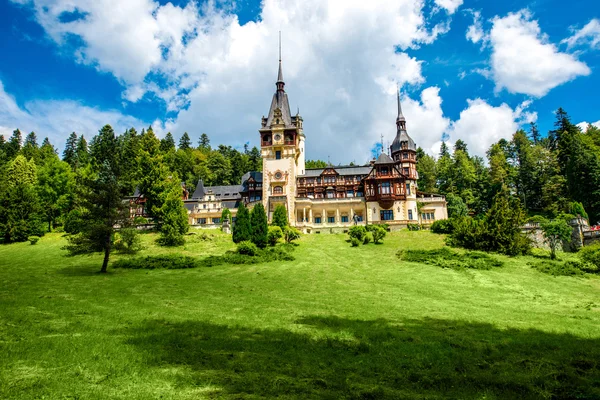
363,232 -> 373,244
579,243 -> 600,268
157,224 -> 185,246
112,255 -> 199,269
348,226 -> 367,242
351,237 -> 361,247
221,208 -> 232,223
372,225 -> 386,244
446,193 -> 469,218
114,228 -> 143,254
366,224 -> 389,232
28,236 -> 40,245
407,223 -> 421,231
431,219 -> 455,234
267,226 -> 283,246
529,260 -> 587,277
284,226 -> 301,243
133,216 -> 149,225
237,241 -> 259,256
397,247 -> 503,270
570,202 -> 589,220
64,209 -> 84,234
526,215 -> 548,224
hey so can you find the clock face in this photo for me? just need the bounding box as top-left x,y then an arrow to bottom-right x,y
275,172 -> 282,180
274,134 -> 282,141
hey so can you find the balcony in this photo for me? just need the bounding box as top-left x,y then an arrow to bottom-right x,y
418,196 -> 446,203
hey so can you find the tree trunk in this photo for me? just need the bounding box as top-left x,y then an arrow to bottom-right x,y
100,234 -> 111,273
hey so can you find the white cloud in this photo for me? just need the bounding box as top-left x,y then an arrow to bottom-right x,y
465,10 -> 486,46
577,121 -> 600,131
434,0 -> 464,15
562,19 -> 600,50
0,80 -> 151,151
488,10 -> 590,97
447,98 -> 537,157
11,0 -> 457,162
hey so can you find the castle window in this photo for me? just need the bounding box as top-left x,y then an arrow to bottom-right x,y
380,167 -> 388,175
197,218 -> 207,224
326,191 -> 335,199
212,217 -> 221,224
276,150 -> 281,159
408,210 -> 413,220
404,167 -> 409,175
263,135 -> 270,143
380,210 -> 394,221
341,215 -> 349,223
406,183 -> 411,195
315,217 -> 322,224
380,182 -> 391,195
346,190 -> 354,198
328,216 -> 335,223
403,153 -> 408,159
273,186 -> 283,195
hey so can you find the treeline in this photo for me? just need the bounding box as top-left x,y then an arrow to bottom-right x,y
416,108 -> 600,225
0,126 -> 263,252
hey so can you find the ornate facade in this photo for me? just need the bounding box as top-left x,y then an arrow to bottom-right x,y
185,57 -> 448,231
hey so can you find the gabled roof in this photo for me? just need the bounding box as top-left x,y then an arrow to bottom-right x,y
374,153 -> 394,164
191,179 -> 206,199
191,178 -> 241,200
264,92 -> 293,128
299,165 -> 372,178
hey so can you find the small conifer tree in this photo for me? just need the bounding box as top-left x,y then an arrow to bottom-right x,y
232,202 -> 251,243
250,203 -> 268,248
272,204 -> 288,229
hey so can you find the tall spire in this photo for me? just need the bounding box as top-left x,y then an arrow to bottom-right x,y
396,84 -> 406,130
276,31 -> 285,90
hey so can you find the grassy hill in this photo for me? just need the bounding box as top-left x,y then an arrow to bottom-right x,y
0,230 -> 599,399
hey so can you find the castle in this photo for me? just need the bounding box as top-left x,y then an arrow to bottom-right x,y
184,56 -> 448,232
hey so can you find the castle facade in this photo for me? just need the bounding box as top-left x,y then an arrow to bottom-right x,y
185,58 -> 448,232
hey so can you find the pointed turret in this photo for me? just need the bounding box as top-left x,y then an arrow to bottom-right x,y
391,88 -> 416,155
396,87 -> 406,130
264,32 -> 292,127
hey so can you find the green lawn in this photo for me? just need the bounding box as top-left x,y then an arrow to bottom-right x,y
0,230 -> 599,399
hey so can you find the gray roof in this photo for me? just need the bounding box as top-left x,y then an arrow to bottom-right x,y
241,171 -> 263,183
191,179 -> 206,199
374,153 -> 394,164
265,91 -> 293,127
391,129 -> 417,153
191,178 -> 241,200
299,165 -> 372,178
222,200 -> 241,209
277,60 -> 284,84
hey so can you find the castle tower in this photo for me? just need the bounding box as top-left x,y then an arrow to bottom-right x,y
390,89 -> 418,220
259,34 -> 305,223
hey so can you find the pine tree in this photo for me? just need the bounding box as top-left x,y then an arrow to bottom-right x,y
6,129 -> 22,159
272,204 -> 288,229
160,132 -> 176,153
529,122 -> 540,144
76,135 -> 89,167
157,177 -> 189,246
250,203 -> 268,248
248,146 -> 262,171
139,127 -> 159,156
198,133 -> 210,151
232,202 -> 251,243
63,132 -> 78,167
179,132 -> 192,151
22,132 -> 40,163
37,156 -> 75,231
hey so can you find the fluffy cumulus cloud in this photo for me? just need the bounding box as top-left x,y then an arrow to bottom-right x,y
465,10 -> 486,46
562,19 -> 600,50
10,0 -> 460,161
577,121 -> 600,131
446,98 -> 537,157
488,10 -> 590,97
0,80 -> 151,150
434,0 -> 463,15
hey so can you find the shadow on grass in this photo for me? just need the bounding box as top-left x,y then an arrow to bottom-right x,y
124,316 -> 599,399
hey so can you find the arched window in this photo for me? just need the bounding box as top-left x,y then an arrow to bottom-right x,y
273,186 -> 283,195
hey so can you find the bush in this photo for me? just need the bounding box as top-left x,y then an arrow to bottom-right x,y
446,193 -> 469,218
579,243 -> 600,268
363,232 -> 372,244
372,226 -> 386,244
541,219 -> 572,260
272,205 -> 288,230
349,226 -> 367,242
283,226 -> 301,243
237,241 -> 259,256
526,215 -> 548,224
570,202 -> 589,220
397,247 -> 503,271
157,224 -> 185,246
114,228 -> 143,254
366,224 -> 388,232
133,216 -> 149,225
351,237 -> 361,247
407,223 -> 421,231
112,255 -> 200,269
431,219 -> 455,234
28,236 -> 40,245
203,243 -> 295,267
528,260 -> 587,277
267,226 -> 283,246
64,209 -> 84,234
250,203 -> 268,248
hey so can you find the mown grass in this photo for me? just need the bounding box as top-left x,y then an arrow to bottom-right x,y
1,229 -> 599,399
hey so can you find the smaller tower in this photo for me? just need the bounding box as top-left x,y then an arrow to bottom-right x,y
390,89 -> 417,181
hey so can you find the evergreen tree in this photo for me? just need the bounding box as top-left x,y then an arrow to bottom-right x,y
232,202 -> 251,243
22,132 -> 39,162
40,137 -> 57,163
272,204 -> 288,229
63,132 -> 78,167
179,132 -> 192,151
6,129 -> 22,159
65,125 -> 129,273
160,132 -> 176,153
306,160 -> 328,169
198,133 -> 210,151
416,148 -> 437,193
139,127 -> 160,156
248,146 -> 262,171
529,122 -> 540,144
454,139 -> 468,153
0,155 -> 45,243
250,203 -> 268,248
157,177 -> 189,246
76,135 -> 89,167
37,156 -> 75,231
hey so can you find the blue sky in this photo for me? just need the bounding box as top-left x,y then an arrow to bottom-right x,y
1,0 -> 598,162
